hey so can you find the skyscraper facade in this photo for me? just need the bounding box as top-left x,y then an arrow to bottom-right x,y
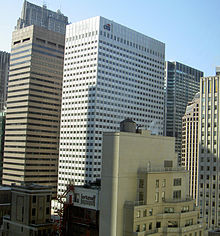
0,51 -> 10,111
16,0 -> 68,35
199,69 -> 220,228
164,61 -> 203,165
58,16 -> 165,193
182,93 -> 200,204
2,25 -> 65,197
0,111 -> 6,184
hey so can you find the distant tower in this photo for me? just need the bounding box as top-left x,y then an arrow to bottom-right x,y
164,61 -> 203,165
182,93 -> 200,204
199,68 -> 220,229
16,0 -> 68,35
0,51 -> 10,112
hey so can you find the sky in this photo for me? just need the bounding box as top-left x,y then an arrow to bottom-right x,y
0,0 -> 219,76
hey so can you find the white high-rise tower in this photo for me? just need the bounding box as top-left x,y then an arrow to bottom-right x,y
58,16 -> 165,193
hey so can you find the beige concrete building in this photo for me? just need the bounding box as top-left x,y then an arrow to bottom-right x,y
1,184 -> 53,236
2,25 -> 65,197
124,169 -> 203,236
182,93 -> 200,204
199,69 -> 220,228
100,120 -> 204,236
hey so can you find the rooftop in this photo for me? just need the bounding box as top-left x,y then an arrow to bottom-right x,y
11,183 -> 53,192
138,167 -> 186,174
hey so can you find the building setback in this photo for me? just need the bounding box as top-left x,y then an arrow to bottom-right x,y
182,93 -> 200,204
199,68 -> 220,229
16,0 -> 68,35
0,51 -> 10,111
164,61 -> 203,165
58,16 -> 165,193
2,25 -> 65,197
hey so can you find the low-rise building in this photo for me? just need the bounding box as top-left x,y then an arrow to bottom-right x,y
1,183 -> 53,236
62,182 -> 100,236
100,119 -> 204,236
0,186 -> 11,227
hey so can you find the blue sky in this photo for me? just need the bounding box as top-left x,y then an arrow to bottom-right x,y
0,0 -> 219,76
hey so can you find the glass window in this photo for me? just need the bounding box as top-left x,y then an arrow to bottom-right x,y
173,190 -> 181,199
173,178 -> 182,186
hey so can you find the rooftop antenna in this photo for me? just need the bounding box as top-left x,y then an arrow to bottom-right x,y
59,0 -> 62,11
42,0 -> 47,8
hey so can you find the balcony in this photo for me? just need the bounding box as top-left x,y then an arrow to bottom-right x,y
133,229 -> 158,236
181,223 -> 203,233
157,223 -> 203,234
162,196 -> 193,203
124,200 -> 145,206
138,167 -> 186,174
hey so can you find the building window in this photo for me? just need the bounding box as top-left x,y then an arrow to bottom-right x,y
162,191 -> 165,200
185,219 -> 193,226
149,209 -> 153,216
47,195 -> 50,202
149,222 -> 152,230
46,207 -> 50,215
181,206 -> 189,212
32,208 -> 36,216
139,192 -> 143,201
168,221 -> 178,227
136,225 -> 140,232
162,179 -> 166,187
156,222 -> 161,228
139,179 -> 144,188
173,190 -> 181,199
142,224 -> 146,231
156,179 -> 159,188
173,178 -> 182,186
155,192 -> 159,202
32,196 -> 36,203
136,210 -> 140,218
164,207 -> 174,213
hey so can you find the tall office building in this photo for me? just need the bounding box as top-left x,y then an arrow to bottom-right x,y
16,0 -> 68,35
164,61 -> 203,165
2,25 -> 65,197
199,68 -> 220,229
182,93 -> 200,204
0,51 -> 10,111
58,16 -> 165,193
